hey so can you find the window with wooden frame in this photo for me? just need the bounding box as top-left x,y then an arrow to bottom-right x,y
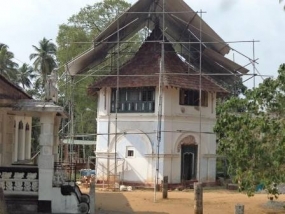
179,89 -> 208,107
111,87 -> 155,113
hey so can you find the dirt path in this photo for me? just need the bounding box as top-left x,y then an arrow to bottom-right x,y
92,189 -> 285,214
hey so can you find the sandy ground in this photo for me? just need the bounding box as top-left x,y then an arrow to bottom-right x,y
81,188 -> 285,214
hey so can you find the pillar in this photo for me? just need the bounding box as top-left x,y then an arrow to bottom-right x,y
25,123 -> 31,159
53,116 -> 61,162
38,112 -> 55,213
13,120 -> 18,162
235,204 -> 244,214
89,177 -> 95,214
162,176 -> 168,199
17,121 -> 25,161
194,182 -> 203,214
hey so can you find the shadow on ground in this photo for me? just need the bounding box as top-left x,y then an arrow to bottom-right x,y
96,192 -> 167,214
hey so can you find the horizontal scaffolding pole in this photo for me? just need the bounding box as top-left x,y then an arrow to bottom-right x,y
71,73 -> 270,77
116,11 -> 206,14
62,129 -> 216,138
96,18 -> 139,46
76,40 -> 260,45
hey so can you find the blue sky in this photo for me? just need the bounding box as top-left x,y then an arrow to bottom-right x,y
0,0 -> 284,89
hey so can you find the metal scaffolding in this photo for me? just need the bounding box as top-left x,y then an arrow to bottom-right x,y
58,0 -> 267,203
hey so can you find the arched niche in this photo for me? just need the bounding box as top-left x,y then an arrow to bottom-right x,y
18,121 -> 23,130
25,123 -> 30,131
177,135 -> 196,153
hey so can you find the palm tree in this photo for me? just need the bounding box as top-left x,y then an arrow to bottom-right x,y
29,38 -> 57,87
26,76 -> 44,99
17,63 -> 36,89
0,43 -> 18,81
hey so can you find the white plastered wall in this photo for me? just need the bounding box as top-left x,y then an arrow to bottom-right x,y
95,86 -> 217,184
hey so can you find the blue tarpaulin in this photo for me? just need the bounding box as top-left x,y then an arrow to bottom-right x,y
80,169 -> 96,176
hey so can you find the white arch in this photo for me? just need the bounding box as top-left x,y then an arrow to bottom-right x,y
109,129 -> 153,154
174,134 -> 199,153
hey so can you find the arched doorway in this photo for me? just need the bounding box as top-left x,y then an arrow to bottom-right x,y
179,136 -> 198,181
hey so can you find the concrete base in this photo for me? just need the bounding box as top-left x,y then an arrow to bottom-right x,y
51,187 -> 79,214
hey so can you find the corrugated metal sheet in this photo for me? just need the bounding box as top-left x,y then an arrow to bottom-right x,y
203,48 -> 248,74
67,0 -> 233,76
62,139 -> 96,145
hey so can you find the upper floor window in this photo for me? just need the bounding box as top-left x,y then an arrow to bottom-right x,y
111,87 -> 155,113
179,89 -> 208,107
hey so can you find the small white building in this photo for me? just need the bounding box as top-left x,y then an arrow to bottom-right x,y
66,0 -> 248,186
0,74 -> 90,214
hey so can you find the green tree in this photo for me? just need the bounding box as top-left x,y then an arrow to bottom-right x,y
25,76 -> 44,99
56,0 -> 131,65
17,63 -> 36,89
0,43 -> 18,81
56,0 -> 132,145
29,38 -> 57,87
215,64 -> 285,198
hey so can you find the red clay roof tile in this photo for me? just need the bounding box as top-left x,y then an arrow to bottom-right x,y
89,27 -> 228,94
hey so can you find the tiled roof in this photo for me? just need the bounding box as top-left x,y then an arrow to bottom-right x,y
0,74 -> 32,100
88,27 -> 228,94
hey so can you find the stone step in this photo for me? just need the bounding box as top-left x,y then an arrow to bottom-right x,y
5,195 -> 38,214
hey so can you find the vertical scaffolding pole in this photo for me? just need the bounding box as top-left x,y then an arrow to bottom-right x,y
198,10 -> 203,181
154,0 -> 165,203
252,40 -> 256,88
70,77 -> 75,165
107,51 -> 114,188
114,11 -> 120,190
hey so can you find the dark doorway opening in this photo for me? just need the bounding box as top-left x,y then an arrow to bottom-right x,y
181,145 -> 198,181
